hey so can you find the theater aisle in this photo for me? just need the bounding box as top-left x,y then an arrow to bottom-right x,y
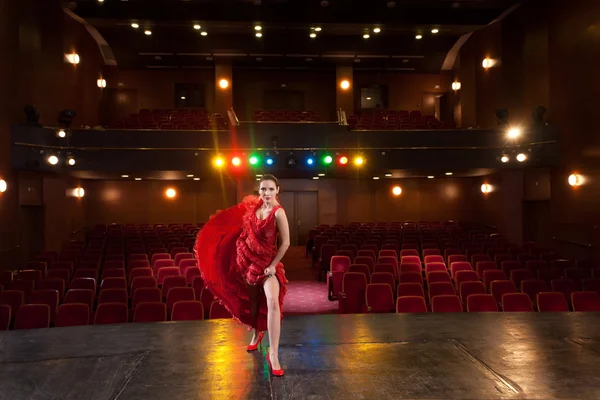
282,246 -> 338,315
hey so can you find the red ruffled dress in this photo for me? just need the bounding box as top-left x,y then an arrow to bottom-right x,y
194,196 -> 288,331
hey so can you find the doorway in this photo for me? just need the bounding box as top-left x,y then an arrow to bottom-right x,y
277,191 -> 318,246
522,201 -> 551,245
19,206 -> 45,261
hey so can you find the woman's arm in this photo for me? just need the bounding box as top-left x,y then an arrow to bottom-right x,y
267,208 -> 290,270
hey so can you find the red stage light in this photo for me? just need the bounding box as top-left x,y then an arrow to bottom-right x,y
231,157 -> 242,166
339,156 -> 348,165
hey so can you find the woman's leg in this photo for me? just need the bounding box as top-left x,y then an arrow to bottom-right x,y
247,283 -> 261,344
263,275 -> 281,369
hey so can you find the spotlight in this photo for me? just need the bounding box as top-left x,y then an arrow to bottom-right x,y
431,28 -> 439,34
495,108 -> 509,125
392,186 -> 402,196
482,58 -> 497,69
516,153 -> 527,162
231,157 -> 242,167
23,105 -> 40,126
415,34 -> 423,39
0,179 -> 6,193
339,156 -> 348,165
314,27 -> 322,32
532,106 -> 547,125
58,109 -> 76,128
310,32 -> 317,38
354,157 -> 364,166
363,34 -> 370,39
57,129 -> 66,138
568,174 -> 583,187
255,32 -> 262,38
254,25 -> 262,31
67,157 -> 76,166
165,188 -> 177,198
507,127 -> 521,139
501,155 -> 510,163
193,24 -> 201,30
131,23 -> 139,29
306,157 -> 314,165
47,155 -> 59,165
481,184 -> 492,194
323,155 -> 333,164
200,31 -> 208,36
373,27 -> 381,33
249,155 -> 260,165
97,78 -> 107,88
213,156 -> 225,168
266,158 -> 274,165
144,30 -> 152,36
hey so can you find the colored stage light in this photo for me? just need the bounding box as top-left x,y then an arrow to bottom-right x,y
307,157 -> 314,165
323,155 -> 333,164
339,156 -> 348,165
266,158 -> 274,165
249,155 -> 260,165
232,157 -> 242,166
354,157 -> 364,166
213,157 -> 225,167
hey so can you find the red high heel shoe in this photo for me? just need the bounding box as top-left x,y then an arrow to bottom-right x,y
246,331 -> 265,352
266,352 -> 284,377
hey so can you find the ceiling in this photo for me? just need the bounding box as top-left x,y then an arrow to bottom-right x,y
70,0 -> 523,71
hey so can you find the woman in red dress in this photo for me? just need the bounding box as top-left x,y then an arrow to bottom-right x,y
195,174 -> 290,376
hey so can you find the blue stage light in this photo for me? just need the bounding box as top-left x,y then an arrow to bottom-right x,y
307,158 -> 314,165
266,158 -> 274,165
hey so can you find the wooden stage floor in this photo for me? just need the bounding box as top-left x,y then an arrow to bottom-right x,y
1,313 -> 600,399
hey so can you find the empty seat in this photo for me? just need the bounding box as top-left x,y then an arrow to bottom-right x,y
454,270 -> 479,290
339,272 -> 367,314
398,272 -> 423,286
101,277 -> 127,291
431,295 -> 463,312
171,300 -> 204,321
133,302 -> 167,322
521,279 -> 548,307
209,300 -> 232,319
427,271 -> 451,285
0,304 -> 10,330
102,269 -> 126,280
166,287 -> 195,315
69,278 -> 96,293
572,291 -> 600,312
94,303 -> 129,324
501,261 -> 523,277
424,255 -> 444,264
428,282 -> 455,304
502,293 -> 533,312
397,282 -> 425,299
483,270 -> 507,291
396,296 -> 427,313
9,279 -> 34,301
467,294 -> 499,312
365,283 -> 395,313
28,289 -> 59,322
490,280 -> 517,304
18,269 -> 43,288
399,263 -> 421,274
459,281 -> 486,304
131,276 -> 158,297
14,304 -> 50,329
537,292 -> 569,312
582,278 -> 600,294
40,278 -> 66,301
551,279 -> 577,306
450,262 -> 472,278
98,289 -> 128,305
0,290 -> 24,316
55,303 -> 90,327
510,269 -> 535,289
132,287 -> 162,311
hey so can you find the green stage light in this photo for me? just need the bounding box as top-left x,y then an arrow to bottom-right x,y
323,155 -> 333,164
249,155 -> 260,165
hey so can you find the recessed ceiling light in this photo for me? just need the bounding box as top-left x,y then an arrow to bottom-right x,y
312,177 -> 319,180
366,97 -> 372,100
98,0 -> 104,2
131,23 -> 139,29
144,30 -> 152,36
445,172 -> 453,176
135,178 -> 142,181
200,31 -> 208,36
415,34 -> 423,40
121,174 -> 129,178
180,96 -> 186,100
373,177 -> 380,180
254,25 -> 262,31
187,174 -> 194,177
363,34 -> 370,39
193,178 -> 200,181
310,32 -> 317,38
318,173 -> 325,177
427,176 -> 434,179
314,27 -> 322,32
373,27 -> 381,33
385,173 -> 392,177
431,28 -> 439,34
255,32 -> 262,37
193,24 -> 201,30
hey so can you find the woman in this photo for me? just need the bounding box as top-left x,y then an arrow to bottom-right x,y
195,174 -> 290,377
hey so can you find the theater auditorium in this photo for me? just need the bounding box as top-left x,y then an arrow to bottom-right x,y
1,0 -> 599,398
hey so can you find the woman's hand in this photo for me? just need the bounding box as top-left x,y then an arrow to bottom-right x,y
264,265 -> 276,277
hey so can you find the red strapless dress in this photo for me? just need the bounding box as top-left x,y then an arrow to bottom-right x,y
194,196 -> 288,331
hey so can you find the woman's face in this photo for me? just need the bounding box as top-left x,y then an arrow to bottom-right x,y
259,179 -> 279,203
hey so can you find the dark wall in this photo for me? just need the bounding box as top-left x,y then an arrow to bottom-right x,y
457,0 -> 600,258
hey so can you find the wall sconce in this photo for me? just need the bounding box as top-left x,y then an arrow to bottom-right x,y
0,179 -> 7,193
65,53 -> 80,64
482,58 -> 497,69
218,79 -> 229,89
451,81 -> 461,91
481,184 -> 492,194
392,186 -> 402,196
340,80 -> 350,90
97,78 -> 107,88
74,187 -> 85,198
568,174 -> 583,187
165,188 -> 177,198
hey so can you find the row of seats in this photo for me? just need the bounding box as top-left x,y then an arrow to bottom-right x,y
253,110 -> 321,122
110,110 -> 227,130
347,111 -> 457,130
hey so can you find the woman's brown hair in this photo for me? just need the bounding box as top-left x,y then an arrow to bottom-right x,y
259,174 -> 280,188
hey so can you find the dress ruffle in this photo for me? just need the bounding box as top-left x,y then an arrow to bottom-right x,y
195,195 -> 288,331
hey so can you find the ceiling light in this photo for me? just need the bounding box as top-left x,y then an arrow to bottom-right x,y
193,24 -> 201,30
363,34 -> 370,39
131,23 -> 139,29
67,157 -> 76,166
501,155 -> 510,163
516,153 -> 527,162
57,129 -> 66,138
431,29 -> 439,34
415,34 -> 423,40
373,177 -> 380,180
74,187 -> 85,198
255,32 -> 262,38
428,176 -> 434,179
0,179 -> 6,193
314,27 -> 322,32
373,27 -> 381,33
121,175 -> 129,178
254,25 -> 262,31
135,178 -> 142,181
482,58 -> 497,69
310,32 -> 317,38
385,174 -> 392,177
200,31 -> 208,36
193,178 -> 200,181
180,96 -> 186,100
144,30 -> 152,36
187,174 -> 194,177
445,172 -> 453,176
313,177 -> 319,180
318,173 -> 325,177
98,0 -> 104,2
47,155 -> 59,165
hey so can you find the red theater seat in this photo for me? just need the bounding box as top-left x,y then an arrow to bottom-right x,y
537,292 -> 569,312
428,282 -> 455,304
502,293 -> 533,312
134,302 -> 167,322
572,291 -> 600,312
98,289 -> 128,305
0,304 -> 11,330
28,289 -> 59,322
396,296 -> 427,313
365,284 -> 395,313
397,282 -> 424,299
166,287 -> 195,315
95,303 -> 129,324
64,289 -> 94,310
339,272 -> 367,314
467,294 -> 499,312
10,279 -> 34,301
55,303 -> 90,327
209,300 -> 232,319
328,256 -> 351,300
431,295 -> 463,313
490,280 -> 517,304
171,300 -> 204,321
459,281 -> 486,304
14,304 -> 50,330
18,269 -> 43,288
0,290 -> 25,316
